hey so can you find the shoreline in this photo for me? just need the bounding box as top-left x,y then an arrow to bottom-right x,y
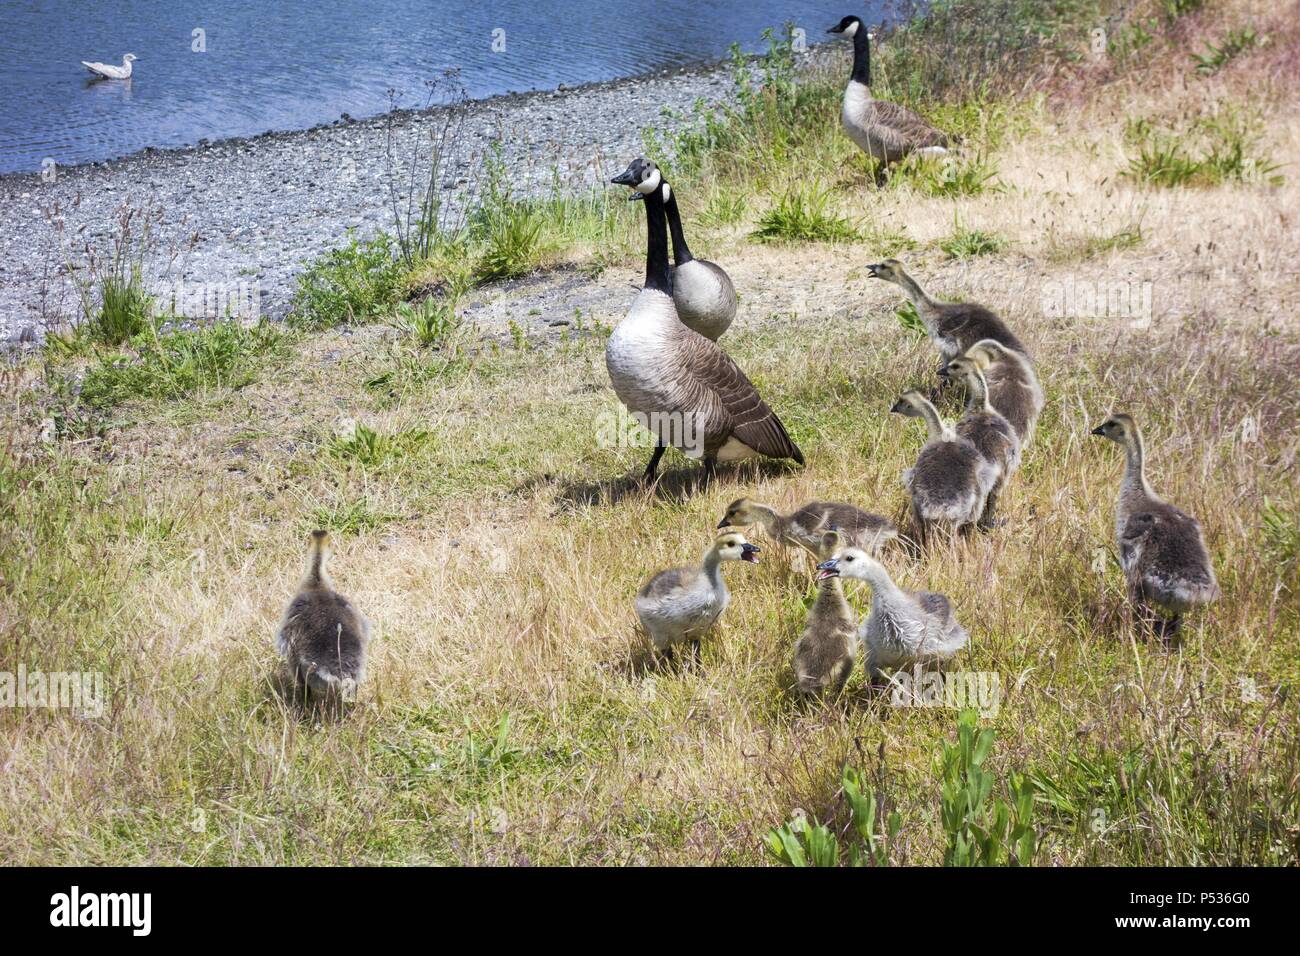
0,46 -> 837,342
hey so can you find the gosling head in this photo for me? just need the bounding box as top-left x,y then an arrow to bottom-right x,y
713,532 -> 761,564
828,15 -> 863,37
1091,413 -> 1138,444
865,258 -> 905,282
815,546 -> 879,581
944,355 -> 983,386
716,497 -> 760,530
889,389 -> 930,418
611,156 -> 662,201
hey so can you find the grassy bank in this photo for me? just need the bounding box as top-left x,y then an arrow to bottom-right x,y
2,0 -> 1297,865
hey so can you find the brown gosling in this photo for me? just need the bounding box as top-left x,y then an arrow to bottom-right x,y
275,530 -> 371,701
717,498 -> 897,554
793,531 -> 857,696
1091,414 -> 1219,636
890,390 -> 997,543
865,259 -> 1027,371
944,356 -> 1021,528
953,338 -> 1044,446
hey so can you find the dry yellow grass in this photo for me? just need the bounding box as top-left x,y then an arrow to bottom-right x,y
1,0 -> 1297,865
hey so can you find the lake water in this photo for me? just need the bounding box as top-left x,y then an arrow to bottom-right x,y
0,0 -> 891,175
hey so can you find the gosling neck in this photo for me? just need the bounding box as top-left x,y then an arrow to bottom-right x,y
915,400 -> 948,441
963,370 -> 992,413
893,269 -> 937,314
747,504 -> 782,534
663,188 -> 694,265
641,186 -> 672,295
303,542 -> 331,590
1122,429 -> 1154,499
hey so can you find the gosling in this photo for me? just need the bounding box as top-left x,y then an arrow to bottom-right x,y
816,546 -> 968,682
1091,414 -> 1219,635
944,356 -> 1021,528
275,530 -> 371,702
793,531 -> 858,696
891,390 -> 997,542
866,259 -> 1026,370
950,338 -> 1044,445
635,532 -> 760,663
717,498 -> 898,554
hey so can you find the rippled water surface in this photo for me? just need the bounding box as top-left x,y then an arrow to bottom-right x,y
0,0 -> 892,174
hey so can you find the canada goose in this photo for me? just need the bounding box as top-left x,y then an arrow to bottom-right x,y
82,53 -> 137,80
891,390 -> 997,541
827,16 -> 949,179
793,531 -> 857,696
635,531 -> 761,662
866,259 -> 1026,368
944,357 -> 1021,528
816,546 -> 968,680
717,497 -> 897,554
1091,415 -> 1219,634
953,338 -> 1044,445
275,530 -> 371,701
608,157 -> 803,482
631,178 -> 736,340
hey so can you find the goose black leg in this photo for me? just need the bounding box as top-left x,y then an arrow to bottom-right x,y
643,440 -> 666,483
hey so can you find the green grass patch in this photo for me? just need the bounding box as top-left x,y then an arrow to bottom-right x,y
940,224 -> 1006,259
290,232 -> 405,330
753,183 -> 859,243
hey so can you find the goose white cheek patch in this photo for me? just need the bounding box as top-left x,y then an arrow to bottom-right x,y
635,168 -> 662,194
843,21 -> 859,37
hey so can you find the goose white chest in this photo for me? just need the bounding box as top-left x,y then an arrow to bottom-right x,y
841,81 -> 879,157
606,288 -> 683,418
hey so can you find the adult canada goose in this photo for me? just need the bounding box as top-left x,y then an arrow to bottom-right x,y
891,390 -> 996,541
1091,415 -> 1219,635
827,16 -> 949,179
630,178 -> 736,341
717,497 -> 897,554
275,531 -> 371,701
635,532 -> 761,663
866,260 -> 1026,369
944,357 -> 1021,528
952,338 -> 1045,445
816,546 -> 968,681
793,531 -> 857,696
608,157 -> 803,482
81,53 -> 138,80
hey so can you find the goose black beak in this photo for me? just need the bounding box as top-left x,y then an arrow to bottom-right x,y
626,191 -> 644,202
741,543 -> 761,563
815,558 -> 839,580
610,168 -> 638,187
716,517 -> 731,528
1090,425 -> 1106,436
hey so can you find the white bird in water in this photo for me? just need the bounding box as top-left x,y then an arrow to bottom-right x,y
82,53 -> 138,80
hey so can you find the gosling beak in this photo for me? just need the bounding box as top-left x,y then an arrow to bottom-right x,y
716,517 -> 731,528
889,399 -> 908,414
741,543 -> 761,564
1090,425 -> 1106,436
866,263 -> 883,278
815,558 -> 839,580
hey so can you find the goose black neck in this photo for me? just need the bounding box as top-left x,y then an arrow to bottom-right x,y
641,188 -> 672,294
664,189 -> 694,265
850,28 -> 871,86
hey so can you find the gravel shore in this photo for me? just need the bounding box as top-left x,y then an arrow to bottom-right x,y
0,57 -> 761,342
